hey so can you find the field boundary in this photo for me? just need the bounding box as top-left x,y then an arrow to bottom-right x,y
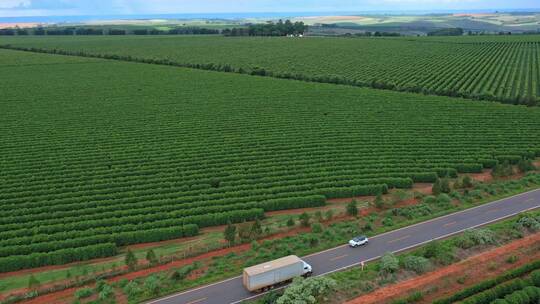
0,44 -> 537,106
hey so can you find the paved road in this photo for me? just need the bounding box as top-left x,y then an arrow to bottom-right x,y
148,189 -> 540,304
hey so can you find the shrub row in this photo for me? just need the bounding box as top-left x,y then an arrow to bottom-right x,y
433,260 -> 540,304
0,243 -> 117,273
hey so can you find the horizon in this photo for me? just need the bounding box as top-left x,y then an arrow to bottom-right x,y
1,8 -> 540,23
1,0 -> 540,19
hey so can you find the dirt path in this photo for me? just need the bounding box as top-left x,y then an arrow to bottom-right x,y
345,233 -> 540,304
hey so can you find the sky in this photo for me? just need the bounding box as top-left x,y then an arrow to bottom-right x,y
0,0 -> 539,17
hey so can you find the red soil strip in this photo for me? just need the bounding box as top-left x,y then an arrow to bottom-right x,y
469,170 -> 493,182
412,183 -> 433,195
345,233 -> 540,304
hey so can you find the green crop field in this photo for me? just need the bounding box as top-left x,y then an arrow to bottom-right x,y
1,47 -> 540,272
1,35 -> 539,105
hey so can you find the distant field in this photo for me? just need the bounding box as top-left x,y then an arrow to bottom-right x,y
1,48 -> 540,272
1,35 -> 539,104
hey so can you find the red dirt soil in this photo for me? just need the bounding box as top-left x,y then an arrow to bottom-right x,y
469,170 -> 493,182
345,233 -> 540,304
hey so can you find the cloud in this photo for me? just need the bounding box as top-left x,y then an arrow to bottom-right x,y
0,0 -> 30,9
0,0 -> 539,17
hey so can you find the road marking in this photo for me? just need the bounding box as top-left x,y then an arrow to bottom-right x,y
444,221 -> 457,227
186,298 -> 207,304
148,189 -> 540,304
487,208 -> 500,213
330,254 -> 348,261
231,204 -> 540,304
526,198 -> 534,203
388,235 -> 410,244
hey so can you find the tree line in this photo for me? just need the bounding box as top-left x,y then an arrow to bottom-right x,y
0,27 -> 220,36
222,20 -> 307,36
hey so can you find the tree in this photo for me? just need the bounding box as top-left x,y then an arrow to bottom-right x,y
440,178 -> 451,194
347,200 -> 359,217
224,221 -> 237,246
462,175 -> 474,188
286,217 -> 295,227
146,249 -> 158,266
325,209 -> 334,221
276,276 -> 337,304
299,212 -> 310,227
28,274 -> 40,290
144,275 -> 160,295
125,249 -> 138,271
517,159 -> 536,173
374,194 -> 385,209
251,219 -> 263,238
379,252 -> 399,276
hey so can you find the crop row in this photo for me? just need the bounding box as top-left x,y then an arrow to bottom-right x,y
0,49 -> 539,272
0,36 -> 538,104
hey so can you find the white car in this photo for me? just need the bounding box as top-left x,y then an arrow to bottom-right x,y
349,235 -> 369,247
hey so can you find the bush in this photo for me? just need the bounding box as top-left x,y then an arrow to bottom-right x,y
125,249 -> 138,271
144,275 -> 161,295
379,252 -> 399,276
276,276 -> 337,304
518,159 -> 536,173
286,217 -> 295,227
422,195 -> 437,204
403,255 -> 431,274
347,200 -> 359,217
423,241 -> 455,265
146,249 -> 158,266
299,212 -> 311,227
514,215 -> 540,232
454,229 -> 496,249
436,193 -> 452,205
311,223 -> 323,233
74,287 -> 93,299
123,280 -> 142,299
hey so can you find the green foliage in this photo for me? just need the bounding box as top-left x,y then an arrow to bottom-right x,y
299,212 -> 311,227
146,249 -> 158,266
311,222 -> 323,233
346,200 -> 359,217
286,218 -> 295,227
27,275 -> 40,290
224,221 -> 237,246
433,260 -> 540,304
454,229 -> 497,249
379,252 -> 399,276
517,159 -> 536,173
144,275 -> 161,295
325,209 -> 334,221
74,287 -> 93,299
433,178 -> 451,195
4,35 -> 540,105
276,276 -> 337,304
423,241 -> 456,265
125,249 -> 138,271
514,215 -> 540,232
123,280 -> 142,299
402,255 -> 431,274
0,45 -> 539,272
98,283 -> 114,302
493,161 -> 515,177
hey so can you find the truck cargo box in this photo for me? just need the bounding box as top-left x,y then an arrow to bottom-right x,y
243,255 -> 305,292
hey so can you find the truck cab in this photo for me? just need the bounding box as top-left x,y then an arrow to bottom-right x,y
302,261 -> 313,277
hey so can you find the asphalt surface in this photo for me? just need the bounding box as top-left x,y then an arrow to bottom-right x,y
148,189 -> 540,304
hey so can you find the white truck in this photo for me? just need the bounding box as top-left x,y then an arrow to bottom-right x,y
242,255 -> 313,292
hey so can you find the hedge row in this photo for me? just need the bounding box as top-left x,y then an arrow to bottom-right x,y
0,44 -> 537,106
0,243 -> 117,273
491,286 -> 540,304
321,184 -> 389,199
433,260 -> 540,304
